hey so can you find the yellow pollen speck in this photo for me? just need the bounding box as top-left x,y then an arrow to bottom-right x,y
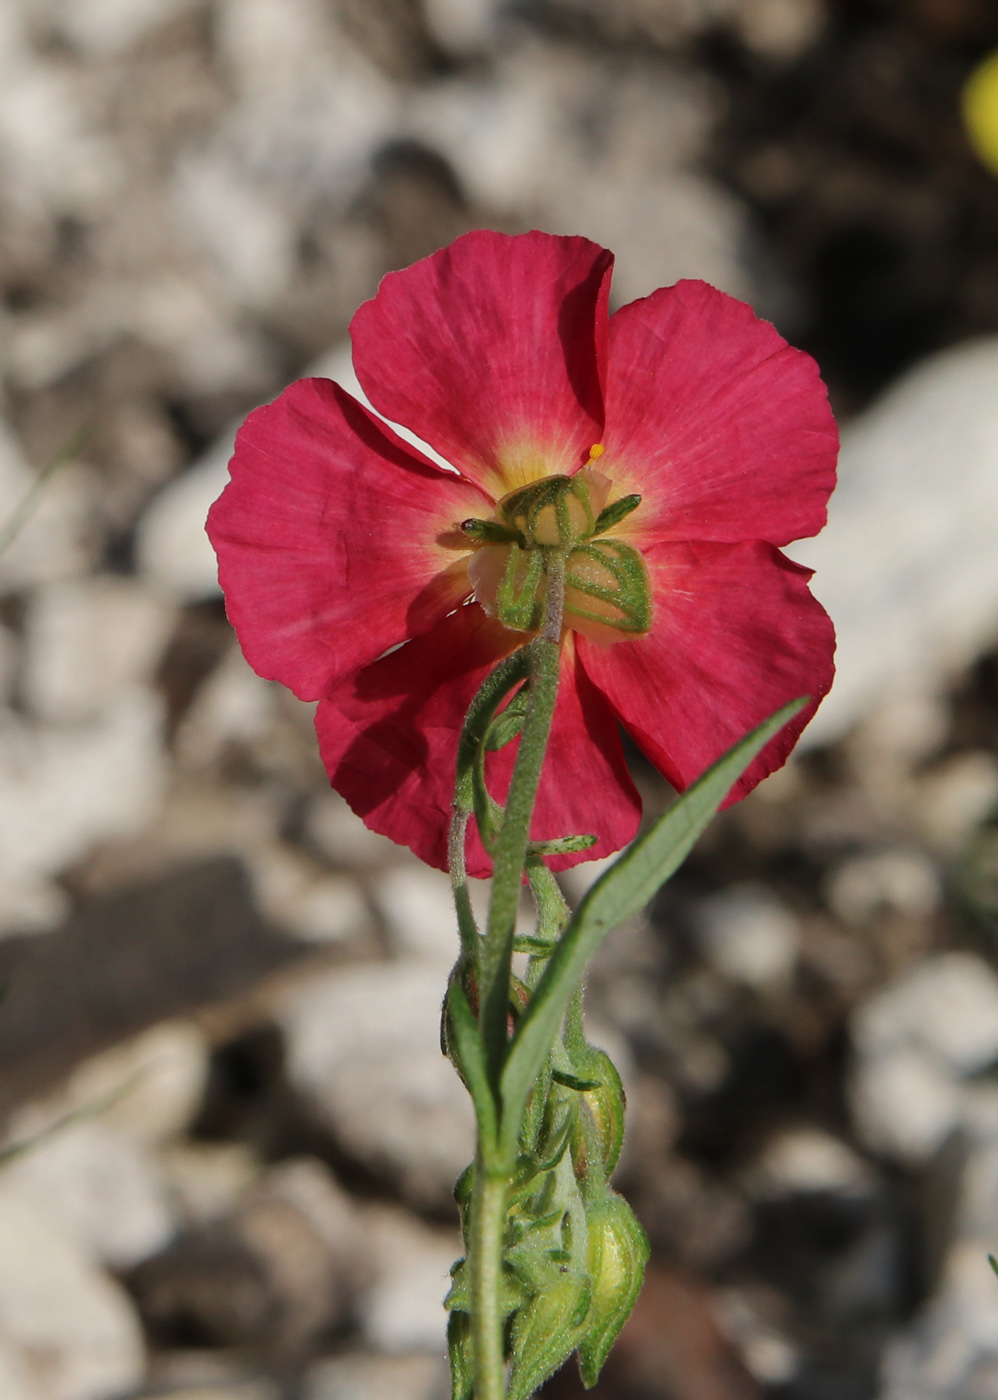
588,443 -> 604,459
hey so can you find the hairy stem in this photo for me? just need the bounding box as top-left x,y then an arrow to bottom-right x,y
480,553 -> 566,1085
470,1164 -> 509,1400
468,552 -> 566,1400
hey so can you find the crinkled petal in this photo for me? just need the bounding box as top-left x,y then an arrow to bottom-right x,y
350,229 -> 613,501
207,377 -> 491,701
316,605 -> 641,877
602,280 -> 837,548
577,540 -> 834,804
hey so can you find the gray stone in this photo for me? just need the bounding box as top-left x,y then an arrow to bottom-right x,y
1,1121 -> 175,1269
130,1158 -> 367,1356
801,338 -> 998,748
0,1183 -> 145,1400
279,963 -> 474,1209
305,1352 -> 448,1400
22,578 -> 176,726
854,954 -> 998,1077
359,1206 -> 460,1355
694,883 -> 800,989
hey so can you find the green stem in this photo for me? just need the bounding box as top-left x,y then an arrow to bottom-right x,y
455,552 -> 567,1400
480,555 -> 566,1086
470,1164 -> 509,1400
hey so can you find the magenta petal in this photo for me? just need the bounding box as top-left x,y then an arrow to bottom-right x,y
316,606 -> 641,877
578,540 -> 835,804
207,377 -> 491,701
603,280 -> 838,548
350,229 -> 613,500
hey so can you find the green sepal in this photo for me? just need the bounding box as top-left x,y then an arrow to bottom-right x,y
497,542 -> 546,632
447,1307 -> 474,1400
445,1257 -> 530,1317
485,683 -> 531,751
528,833 -> 598,857
565,538 -> 651,635
592,494 -> 641,535
579,1051 -> 626,1179
498,473 -> 598,549
552,1067 -> 602,1093
513,933 -> 558,955
507,1270 -> 593,1400
577,1192 -> 649,1388
461,517 -> 520,544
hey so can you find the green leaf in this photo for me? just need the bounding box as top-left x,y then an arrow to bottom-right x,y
447,1308 -> 474,1400
445,977 -> 499,1158
577,1192 -> 650,1388
507,1269 -> 593,1400
499,698 -> 807,1152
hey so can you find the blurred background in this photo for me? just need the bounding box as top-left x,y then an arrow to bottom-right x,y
3,1 -> 998,1398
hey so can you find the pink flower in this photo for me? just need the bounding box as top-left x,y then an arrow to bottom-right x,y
207,230 -> 836,877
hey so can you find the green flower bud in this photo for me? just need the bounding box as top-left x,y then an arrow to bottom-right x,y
577,1192 -> 650,1389
507,1269 -> 593,1400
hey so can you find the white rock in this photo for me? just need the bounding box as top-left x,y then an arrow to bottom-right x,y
359,1207 -> 460,1355
8,1020 -> 211,1147
801,338 -> 998,747
0,1338 -> 43,1400
1,1121 -> 174,1269
0,1183 -> 145,1400
305,1352 -> 448,1400
694,883 -> 800,988
48,0 -> 198,57
171,153 -> 296,310
0,623 -> 19,708
854,954 -> 998,1077
250,844 -> 371,944
422,0 -> 500,53
0,687 -> 166,889
0,420 -> 96,590
409,49 -> 750,303
731,0 -> 825,60
158,1141 -> 261,1225
880,1240 -> 998,1398
0,878 -> 70,939
851,1046 -> 961,1164
175,645 -> 279,769
748,1126 -> 873,1198
306,792 -> 413,869
22,578 -> 176,724
211,0 -> 397,206
372,866 -> 461,967
136,429 -> 235,600
916,753 -> 998,854
162,1385 -> 279,1400
280,963 -> 474,1208
716,1290 -> 800,1386
825,850 -> 942,927
0,58 -> 118,217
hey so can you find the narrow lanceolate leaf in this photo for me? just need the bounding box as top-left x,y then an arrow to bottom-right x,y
445,978 -> 498,1157
500,698 -> 807,1148
506,1269 -> 593,1400
578,1192 -> 650,1388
